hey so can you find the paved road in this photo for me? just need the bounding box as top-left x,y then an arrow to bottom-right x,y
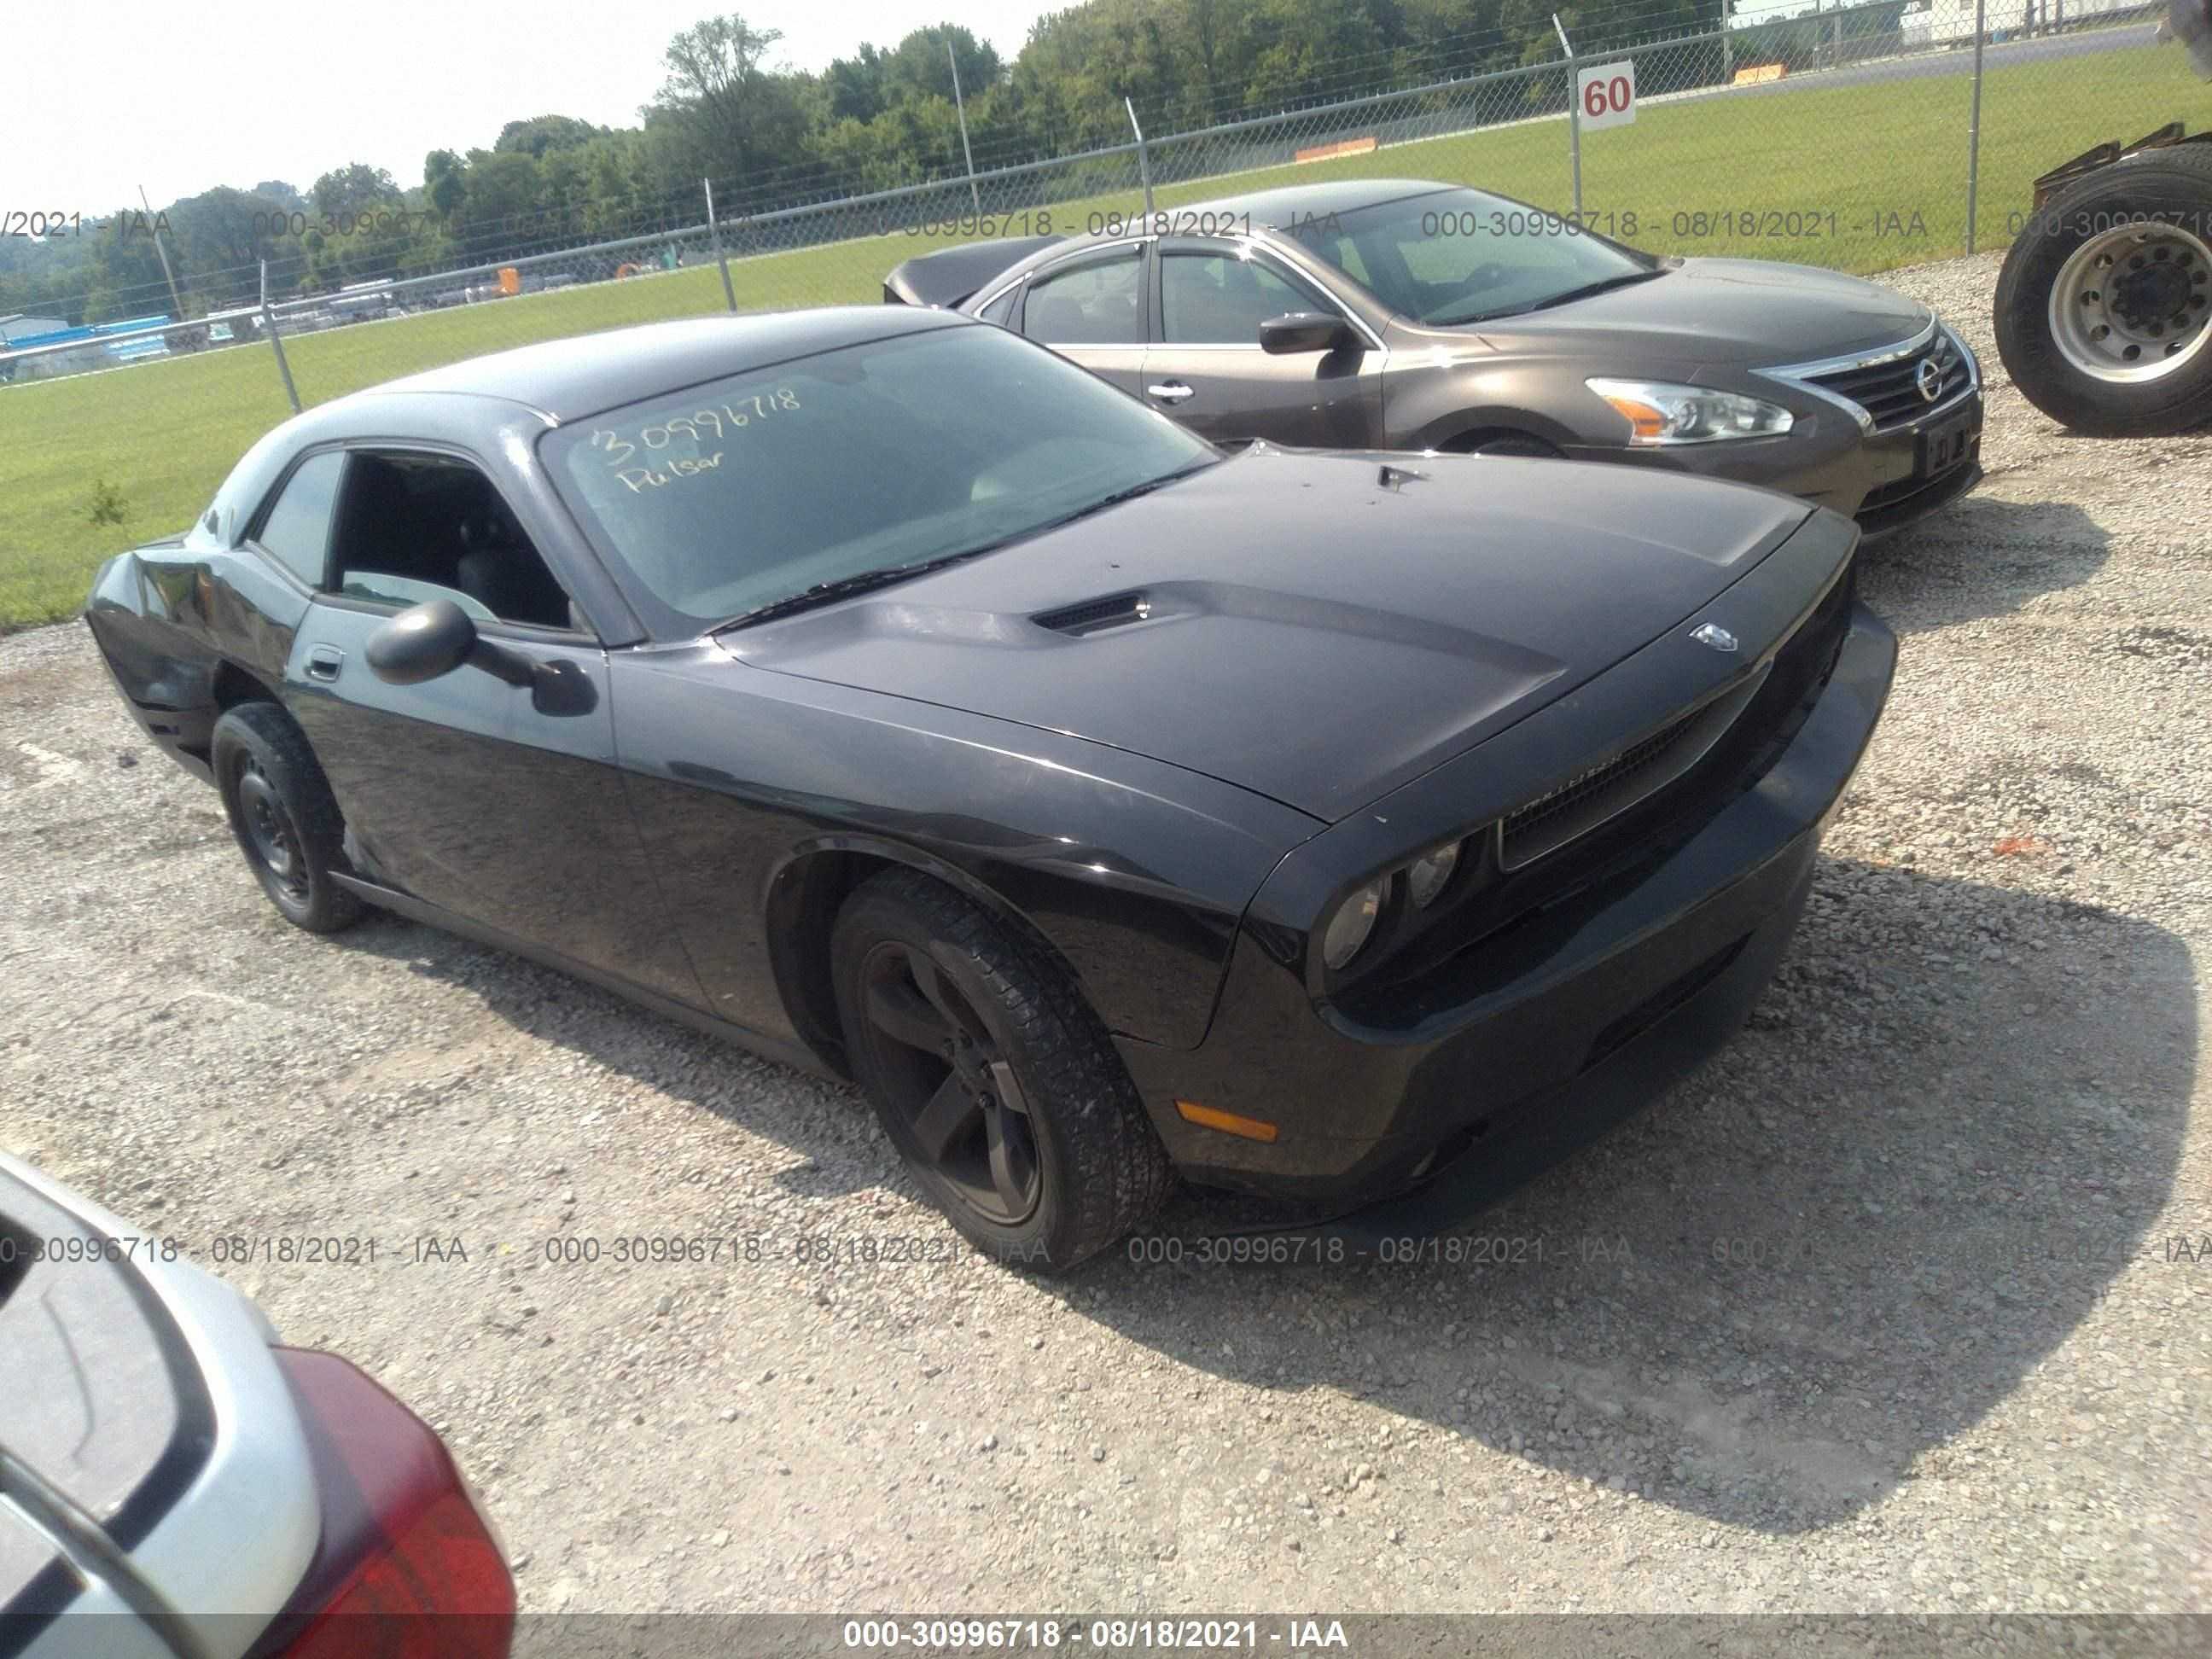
1697,23 -> 2163,105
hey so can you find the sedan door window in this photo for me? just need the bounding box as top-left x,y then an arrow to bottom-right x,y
1161,249 -> 1336,345
1021,247 -> 1145,346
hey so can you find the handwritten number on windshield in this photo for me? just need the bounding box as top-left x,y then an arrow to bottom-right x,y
586,387 -> 801,473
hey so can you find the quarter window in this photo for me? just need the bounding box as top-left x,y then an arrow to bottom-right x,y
1161,251 -> 1331,345
251,451 -> 346,587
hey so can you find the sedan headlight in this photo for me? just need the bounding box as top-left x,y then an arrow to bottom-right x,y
1321,878 -> 1388,970
1586,378 -> 1794,445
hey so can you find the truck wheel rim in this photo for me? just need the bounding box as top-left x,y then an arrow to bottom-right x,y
2049,222 -> 2212,386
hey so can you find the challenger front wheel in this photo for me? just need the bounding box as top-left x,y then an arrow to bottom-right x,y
830,869 -> 1172,1272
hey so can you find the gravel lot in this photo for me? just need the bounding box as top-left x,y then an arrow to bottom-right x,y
2,252 -> 2207,1631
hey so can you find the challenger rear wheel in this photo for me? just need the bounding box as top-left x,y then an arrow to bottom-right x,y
1995,144 -> 2212,437
830,868 -> 1173,1272
211,702 -> 363,934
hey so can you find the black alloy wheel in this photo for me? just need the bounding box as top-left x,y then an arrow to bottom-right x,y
830,868 -> 1173,1271
857,938 -> 1043,1225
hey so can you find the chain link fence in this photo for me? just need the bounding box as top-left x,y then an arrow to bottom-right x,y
0,0 -> 2192,410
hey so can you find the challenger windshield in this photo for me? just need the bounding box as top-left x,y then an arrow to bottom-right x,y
1284,186 -> 1659,327
544,323 -> 1214,632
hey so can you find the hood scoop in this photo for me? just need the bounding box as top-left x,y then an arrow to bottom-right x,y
1033,591 -> 1153,636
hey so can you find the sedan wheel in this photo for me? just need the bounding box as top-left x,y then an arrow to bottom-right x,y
830,869 -> 1173,1271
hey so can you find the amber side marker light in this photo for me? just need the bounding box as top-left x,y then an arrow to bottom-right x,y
1174,1100 -> 1279,1143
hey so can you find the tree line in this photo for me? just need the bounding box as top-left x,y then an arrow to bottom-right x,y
5,0 -> 1919,327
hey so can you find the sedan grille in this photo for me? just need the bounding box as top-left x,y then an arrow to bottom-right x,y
1802,329 -> 1971,432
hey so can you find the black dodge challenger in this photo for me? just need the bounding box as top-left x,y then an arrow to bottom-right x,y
86,307 -> 1895,1269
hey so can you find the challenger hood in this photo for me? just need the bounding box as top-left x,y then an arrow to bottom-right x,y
1476,258 -> 1932,370
728,448 -> 1813,821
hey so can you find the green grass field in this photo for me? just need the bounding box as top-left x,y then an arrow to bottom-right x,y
3,38 -> 2198,630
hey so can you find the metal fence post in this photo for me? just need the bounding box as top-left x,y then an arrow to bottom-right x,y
260,259 -> 300,416
1553,15 -> 1582,220
703,178 -> 738,312
1126,97 -> 1154,216
1966,0 -> 1987,255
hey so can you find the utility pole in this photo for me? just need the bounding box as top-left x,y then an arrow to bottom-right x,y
948,39 -> 981,217
139,185 -> 186,320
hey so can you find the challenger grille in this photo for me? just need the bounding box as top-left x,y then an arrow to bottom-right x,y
1804,329 -> 1971,431
1499,666 -> 1770,871
1337,555 -> 1860,1030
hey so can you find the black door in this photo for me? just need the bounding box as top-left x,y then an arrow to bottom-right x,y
282,450 -> 701,1006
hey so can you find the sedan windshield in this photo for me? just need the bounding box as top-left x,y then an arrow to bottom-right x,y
544,323 -> 1215,631
1284,186 -> 1658,326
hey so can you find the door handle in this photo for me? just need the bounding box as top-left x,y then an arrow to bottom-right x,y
305,646 -> 345,683
1146,381 -> 1196,405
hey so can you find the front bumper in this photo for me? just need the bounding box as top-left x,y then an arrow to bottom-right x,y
1561,391 -> 1982,537
1116,599 -> 1896,1207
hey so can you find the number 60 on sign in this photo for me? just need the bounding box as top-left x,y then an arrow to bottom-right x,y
1577,60 -> 1637,130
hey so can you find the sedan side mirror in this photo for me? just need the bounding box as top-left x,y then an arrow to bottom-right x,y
1259,311 -> 1357,355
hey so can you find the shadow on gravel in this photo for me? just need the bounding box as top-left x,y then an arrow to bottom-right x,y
323,855 -> 2193,1540
1860,496 -> 2110,636
1068,860 -> 2197,1537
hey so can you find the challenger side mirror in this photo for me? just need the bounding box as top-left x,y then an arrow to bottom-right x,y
366,598 -> 480,684
365,598 -> 597,715
1259,311 -> 1357,355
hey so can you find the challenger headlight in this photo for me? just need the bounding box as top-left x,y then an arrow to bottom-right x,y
1406,840 -> 1462,909
1321,878 -> 1388,970
1586,378 -> 1794,445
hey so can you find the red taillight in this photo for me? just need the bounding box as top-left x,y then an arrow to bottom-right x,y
261,1348 -> 515,1659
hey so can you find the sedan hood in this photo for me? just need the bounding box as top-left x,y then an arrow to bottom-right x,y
728,449 -> 1811,822
1474,259 -> 1930,370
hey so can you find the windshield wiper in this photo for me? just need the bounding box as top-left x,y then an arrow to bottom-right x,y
1022,457 -> 1219,535
1428,269 -> 1665,327
717,550 -> 987,630
714,460 -> 1218,632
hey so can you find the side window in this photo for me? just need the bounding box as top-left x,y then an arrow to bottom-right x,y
1161,251 -> 1335,345
329,451 -> 580,632
978,283 -> 1021,328
1022,248 -> 1144,346
250,451 -> 346,586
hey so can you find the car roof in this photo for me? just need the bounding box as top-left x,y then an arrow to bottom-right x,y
971,178 -> 1463,301
354,306 -> 969,422
1152,178 -> 1458,230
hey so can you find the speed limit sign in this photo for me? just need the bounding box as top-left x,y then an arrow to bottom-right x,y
1575,60 -> 1637,130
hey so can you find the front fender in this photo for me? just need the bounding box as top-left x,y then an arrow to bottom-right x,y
610,644 -> 1322,1054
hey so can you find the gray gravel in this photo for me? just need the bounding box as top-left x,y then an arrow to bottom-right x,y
1,252 -> 2206,1620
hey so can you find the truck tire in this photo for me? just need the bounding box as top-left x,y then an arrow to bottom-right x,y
1994,143 -> 2212,437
